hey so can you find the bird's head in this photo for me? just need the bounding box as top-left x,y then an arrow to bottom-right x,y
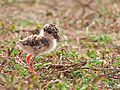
43,23 -> 60,41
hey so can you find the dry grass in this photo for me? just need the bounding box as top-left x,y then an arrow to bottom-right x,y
0,0 -> 120,90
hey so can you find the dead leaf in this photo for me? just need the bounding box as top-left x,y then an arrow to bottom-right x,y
92,74 -> 108,84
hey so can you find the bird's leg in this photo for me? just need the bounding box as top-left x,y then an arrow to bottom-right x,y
26,54 -> 35,72
26,54 -> 32,65
29,57 -> 35,73
29,64 -> 35,73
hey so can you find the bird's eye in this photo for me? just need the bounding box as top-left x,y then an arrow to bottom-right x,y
55,31 -> 57,33
48,31 -> 52,34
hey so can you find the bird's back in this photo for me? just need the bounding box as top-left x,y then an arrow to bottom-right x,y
17,35 -> 50,56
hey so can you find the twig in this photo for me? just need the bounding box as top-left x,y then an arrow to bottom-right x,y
81,67 -> 120,71
15,56 -> 29,68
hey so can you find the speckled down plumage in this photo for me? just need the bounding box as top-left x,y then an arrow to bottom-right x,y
17,35 -> 50,56
17,23 -> 60,57
20,35 -> 49,48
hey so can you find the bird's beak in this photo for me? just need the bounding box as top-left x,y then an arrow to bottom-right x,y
54,34 -> 60,41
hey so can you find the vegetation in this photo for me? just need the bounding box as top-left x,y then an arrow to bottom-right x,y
0,0 -> 120,90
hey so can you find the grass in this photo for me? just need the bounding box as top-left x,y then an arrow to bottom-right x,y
0,0 -> 120,90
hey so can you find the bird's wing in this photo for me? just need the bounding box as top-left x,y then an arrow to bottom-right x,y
17,35 -> 50,55
19,35 -> 49,48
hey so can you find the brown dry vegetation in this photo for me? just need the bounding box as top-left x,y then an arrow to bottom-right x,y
0,0 -> 120,90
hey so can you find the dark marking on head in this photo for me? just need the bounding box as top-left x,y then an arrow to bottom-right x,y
43,23 -> 60,41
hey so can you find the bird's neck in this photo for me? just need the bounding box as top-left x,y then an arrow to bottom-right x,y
39,29 -> 44,36
40,29 -> 55,41
39,29 -> 57,53
43,32 -> 57,50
